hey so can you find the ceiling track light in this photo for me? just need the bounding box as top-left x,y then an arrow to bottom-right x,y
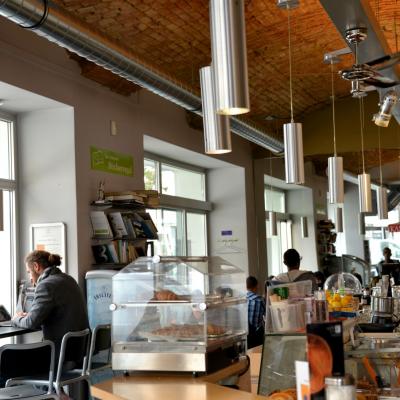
210,0 -> 250,115
335,207 -> 343,233
279,0 -> 305,185
373,90 -> 399,128
199,66 -> 232,154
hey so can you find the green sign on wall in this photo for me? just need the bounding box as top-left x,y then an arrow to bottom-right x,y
90,146 -> 134,176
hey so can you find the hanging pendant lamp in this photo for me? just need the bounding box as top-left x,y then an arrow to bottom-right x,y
301,216 -> 308,238
279,0 -> 304,184
200,66 -> 232,154
335,206 -> 343,233
357,96 -> 372,213
0,190 -> 3,231
327,60 -> 344,204
358,212 -> 366,236
377,186 -> 388,220
376,127 -> 388,219
269,211 -> 278,237
210,0 -> 250,115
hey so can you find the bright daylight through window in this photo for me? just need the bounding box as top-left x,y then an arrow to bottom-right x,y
144,155 -> 208,257
0,115 -> 16,313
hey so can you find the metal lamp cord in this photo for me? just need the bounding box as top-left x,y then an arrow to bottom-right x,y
287,5 -> 294,122
330,61 -> 337,156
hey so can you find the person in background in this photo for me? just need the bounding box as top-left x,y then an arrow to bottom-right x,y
379,247 -> 396,265
314,271 -> 326,289
246,276 -> 265,349
274,248 -> 317,290
12,250 -> 89,359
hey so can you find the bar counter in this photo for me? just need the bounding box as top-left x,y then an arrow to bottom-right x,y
92,358 -> 265,400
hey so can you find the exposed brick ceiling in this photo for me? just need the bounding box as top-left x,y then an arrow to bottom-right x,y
52,0 -> 400,171
53,0 -> 355,130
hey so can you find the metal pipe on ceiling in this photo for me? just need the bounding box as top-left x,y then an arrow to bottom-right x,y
0,0 -> 284,153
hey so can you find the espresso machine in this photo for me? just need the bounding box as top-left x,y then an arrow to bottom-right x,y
370,296 -> 396,325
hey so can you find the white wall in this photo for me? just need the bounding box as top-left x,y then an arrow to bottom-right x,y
208,167 -> 248,271
17,108 -> 77,276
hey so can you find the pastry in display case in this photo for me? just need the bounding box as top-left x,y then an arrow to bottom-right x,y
110,256 -> 248,373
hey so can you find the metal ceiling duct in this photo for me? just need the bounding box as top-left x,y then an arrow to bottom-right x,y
0,0 -> 284,154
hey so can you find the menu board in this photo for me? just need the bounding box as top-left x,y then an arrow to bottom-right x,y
30,222 -> 66,272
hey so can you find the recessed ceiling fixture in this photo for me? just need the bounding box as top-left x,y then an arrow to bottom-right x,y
199,66 -> 232,154
376,126 -> 388,219
209,0 -> 250,115
278,0 -> 304,185
326,56 -> 344,205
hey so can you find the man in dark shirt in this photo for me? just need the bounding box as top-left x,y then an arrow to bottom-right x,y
246,276 -> 265,349
12,250 -> 89,358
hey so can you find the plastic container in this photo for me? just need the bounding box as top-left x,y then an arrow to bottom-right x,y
325,374 -> 355,400
85,269 -> 117,329
324,272 -> 362,295
269,301 -> 306,332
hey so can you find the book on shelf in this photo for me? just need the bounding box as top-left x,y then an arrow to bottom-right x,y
104,191 -> 145,203
90,211 -> 113,238
134,211 -> 158,239
92,244 -> 119,264
108,212 -> 129,238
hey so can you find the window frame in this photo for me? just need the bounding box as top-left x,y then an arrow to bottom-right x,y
0,111 -> 18,313
144,152 -> 210,257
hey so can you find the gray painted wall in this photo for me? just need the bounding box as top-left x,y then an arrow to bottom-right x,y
17,108 -> 77,276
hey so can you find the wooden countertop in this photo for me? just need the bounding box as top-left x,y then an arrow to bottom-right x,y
92,358 -> 265,400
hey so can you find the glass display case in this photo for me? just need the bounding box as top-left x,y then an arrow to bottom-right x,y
111,256 -> 247,373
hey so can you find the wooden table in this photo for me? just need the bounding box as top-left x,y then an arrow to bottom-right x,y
92,359 -> 266,400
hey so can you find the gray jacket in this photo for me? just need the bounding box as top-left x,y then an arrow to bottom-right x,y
12,267 -> 89,353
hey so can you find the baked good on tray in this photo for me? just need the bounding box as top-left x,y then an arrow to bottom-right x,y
151,323 -> 226,337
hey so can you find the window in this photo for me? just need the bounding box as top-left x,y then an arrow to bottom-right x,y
0,115 -> 16,314
144,154 -> 209,257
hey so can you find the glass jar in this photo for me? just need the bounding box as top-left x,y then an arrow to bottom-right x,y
325,375 -> 356,400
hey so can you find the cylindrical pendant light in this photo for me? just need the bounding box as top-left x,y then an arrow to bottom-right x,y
269,211 -> 278,236
358,172 -> 372,213
301,216 -> 308,238
377,186 -> 388,220
0,190 -> 3,231
335,207 -> 343,233
210,0 -> 250,115
358,212 -> 366,236
199,66 -> 232,154
284,122 -> 305,184
328,156 -> 344,204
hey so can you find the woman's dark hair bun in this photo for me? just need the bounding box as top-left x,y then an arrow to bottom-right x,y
48,253 -> 62,267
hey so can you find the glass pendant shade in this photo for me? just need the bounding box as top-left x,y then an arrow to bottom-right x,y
269,211 -> 278,236
358,212 -> 366,236
335,207 -> 343,233
377,186 -> 388,220
210,0 -> 250,115
358,173 -> 372,213
199,66 -> 232,154
328,156 -> 344,204
301,216 -> 308,238
284,122 -> 305,184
